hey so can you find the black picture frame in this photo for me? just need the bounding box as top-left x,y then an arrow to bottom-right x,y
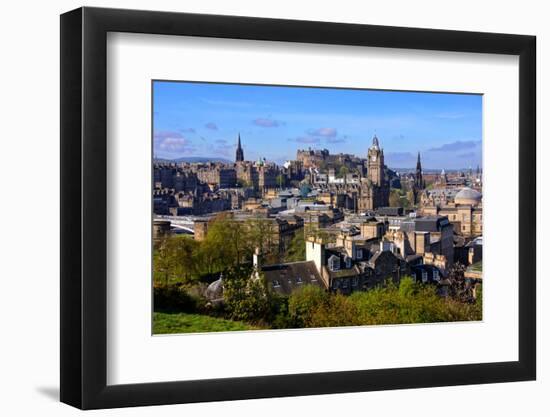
60,6 -> 536,410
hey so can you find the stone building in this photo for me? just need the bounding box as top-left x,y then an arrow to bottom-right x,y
196,164 -> 237,189
420,187 -> 483,238
384,215 -> 455,273
296,148 -> 330,169
236,160 -> 279,195
153,219 -> 171,242
153,163 -> 199,192
304,236 -> 408,295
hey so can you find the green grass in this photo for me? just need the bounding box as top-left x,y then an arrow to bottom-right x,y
153,312 -> 260,334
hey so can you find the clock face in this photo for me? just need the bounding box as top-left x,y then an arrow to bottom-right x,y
371,155 -> 377,162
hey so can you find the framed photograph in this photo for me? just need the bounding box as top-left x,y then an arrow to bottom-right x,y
60,6 -> 536,409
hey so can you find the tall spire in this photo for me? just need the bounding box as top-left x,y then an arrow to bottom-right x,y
415,152 -> 423,189
372,134 -> 379,148
235,133 -> 244,162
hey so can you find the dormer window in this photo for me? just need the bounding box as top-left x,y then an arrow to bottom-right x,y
328,255 -> 340,271
345,256 -> 352,269
356,248 -> 363,259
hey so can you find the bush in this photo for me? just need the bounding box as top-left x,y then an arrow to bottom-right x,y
288,285 -> 330,327
153,284 -> 198,313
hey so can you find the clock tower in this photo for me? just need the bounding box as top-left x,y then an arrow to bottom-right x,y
367,134 -> 384,187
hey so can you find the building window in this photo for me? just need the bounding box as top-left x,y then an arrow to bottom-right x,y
332,280 -> 339,289
296,276 -> 303,284
272,280 -> 280,288
433,269 -> 440,282
421,270 -> 428,283
352,277 -> 358,287
328,256 -> 340,271
345,256 -> 352,268
342,279 -> 349,289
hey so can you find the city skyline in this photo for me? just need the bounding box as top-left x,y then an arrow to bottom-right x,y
153,81 -> 482,170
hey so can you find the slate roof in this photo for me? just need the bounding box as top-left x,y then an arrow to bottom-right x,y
261,260 -> 323,295
376,206 -> 404,216
401,216 -> 450,233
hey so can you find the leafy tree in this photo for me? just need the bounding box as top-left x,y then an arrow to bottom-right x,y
285,277 -> 482,329
236,178 -> 252,188
153,235 -> 200,286
285,230 -> 306,262
389,189 -> 402,207
337,165 -> 350,179
389,188 -> 414,209
204,213 -> 249,267
276,174 -> 286,189
447,262 -> 477,303
223,265 -> 272,323
246,216 -> 278,260
288,285 -> 329,327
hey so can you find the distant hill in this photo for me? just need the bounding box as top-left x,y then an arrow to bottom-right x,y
155,156 -> 233,164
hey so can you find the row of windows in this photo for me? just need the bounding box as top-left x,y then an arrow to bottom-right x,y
420,269 -> 440,283
272,275 -> 317,288
332,277 -> 359,289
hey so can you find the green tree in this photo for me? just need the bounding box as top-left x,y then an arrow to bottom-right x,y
276,174 -> 286,189
285,230 -> 306,262
337,165 -> 350,179
288,285 -> 329,327
204,213 -> 249,267
153,235 -> 201,286
389,189 -> 402,207
246,216 -> 278,260
223,265 -> 272,323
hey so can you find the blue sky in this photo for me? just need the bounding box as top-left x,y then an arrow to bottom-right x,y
153,81 -> 482,169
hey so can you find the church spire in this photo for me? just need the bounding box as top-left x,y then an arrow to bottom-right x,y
372,134 -> 379,148
235,133 -> 244,162
415,152 -> 423,189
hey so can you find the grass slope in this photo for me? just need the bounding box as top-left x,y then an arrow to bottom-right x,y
153,312 -> 259,334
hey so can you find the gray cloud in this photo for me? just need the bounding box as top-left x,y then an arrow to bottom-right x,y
307,127 -> 338,137
153,131 -> 195,155
154,130 -> 184,141
428,140 -> 480,152
288,136 -> 321,144
205,122 -> 218,130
